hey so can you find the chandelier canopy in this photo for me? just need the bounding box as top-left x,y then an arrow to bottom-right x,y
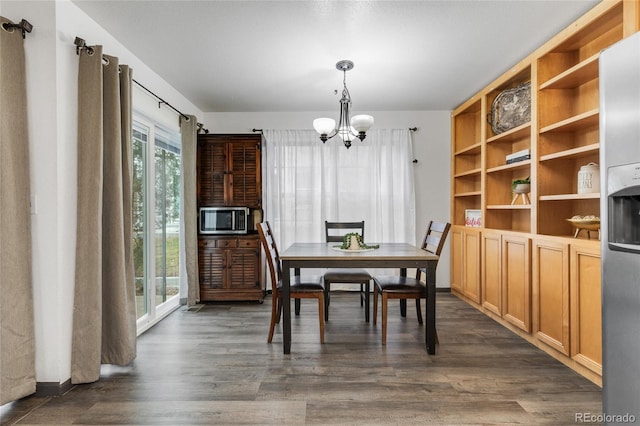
313,60 -> 374,149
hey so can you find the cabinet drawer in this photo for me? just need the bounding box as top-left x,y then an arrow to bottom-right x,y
216,239 -> 238,248
199,238 -> 217,248
238,238 -> 259,249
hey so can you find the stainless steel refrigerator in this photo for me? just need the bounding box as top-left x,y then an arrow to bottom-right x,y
600,31 -> 640,422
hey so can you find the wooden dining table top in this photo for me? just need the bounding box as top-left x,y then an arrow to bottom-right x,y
280,242 -> 439,261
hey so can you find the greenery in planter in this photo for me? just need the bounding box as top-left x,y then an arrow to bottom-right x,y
337,232 -> 380,250
512,176 -> 531,191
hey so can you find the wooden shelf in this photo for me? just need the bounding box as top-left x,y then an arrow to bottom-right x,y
454,142 -> 482,156
539,109 -> 599,134
454,191 -> 482,198
539,193 -> 600,201
539,143 -> 600,162
487,122 -> 531,144
539,54 -> 599,90
487,204 -> 532,210
486,160 -> 531,174
454,168 -> 482,178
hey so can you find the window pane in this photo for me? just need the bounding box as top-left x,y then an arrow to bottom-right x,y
133,125 -> 149,319
155,143 -> 181,307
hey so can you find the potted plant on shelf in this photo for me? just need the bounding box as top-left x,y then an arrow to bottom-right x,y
512,176 -> 531,194
511,177 -> 531,205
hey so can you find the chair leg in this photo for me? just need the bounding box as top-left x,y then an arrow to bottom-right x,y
275,297 -> 282,324
400,299 -> 407,317
373,285 -> 378,325
415,298 -> 423,325
318,296 -> 325,344
360,283 -> 364,306
268,296 -> 279,343
364,281 -> 370,323
295,298 -> 301,315
381,292 -> 388,345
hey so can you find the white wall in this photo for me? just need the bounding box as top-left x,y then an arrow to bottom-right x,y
203,111 -> 452,287
1,0 -> 203,387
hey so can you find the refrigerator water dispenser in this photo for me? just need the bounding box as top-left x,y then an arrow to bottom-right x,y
608,162 -> 640,252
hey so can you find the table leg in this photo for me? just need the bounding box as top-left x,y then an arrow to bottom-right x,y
282,261 -> 291,354
425,260 -> 437,354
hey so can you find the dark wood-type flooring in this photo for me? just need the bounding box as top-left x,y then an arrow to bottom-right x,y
1,292 -> 602,425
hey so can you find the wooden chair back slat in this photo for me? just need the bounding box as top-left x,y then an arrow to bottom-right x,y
420,220 -> 451,257
325,220 -> 366,243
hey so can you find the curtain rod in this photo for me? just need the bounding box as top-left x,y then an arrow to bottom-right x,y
132,78 -> 208,133
2,18 -> 33,39
73,36 -> 209,134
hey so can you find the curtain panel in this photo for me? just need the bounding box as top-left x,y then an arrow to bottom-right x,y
0,15 -> 36,405
263,128 -> 416,270
179,115 -> 199,305
72,47 -> 137,384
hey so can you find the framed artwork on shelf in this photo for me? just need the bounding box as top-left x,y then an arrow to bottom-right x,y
465,209 -> 482,227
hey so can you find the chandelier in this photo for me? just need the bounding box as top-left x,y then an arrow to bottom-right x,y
313,60 -> 374,149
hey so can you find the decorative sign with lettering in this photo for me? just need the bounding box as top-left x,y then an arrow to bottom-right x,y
465,209 -> 482,227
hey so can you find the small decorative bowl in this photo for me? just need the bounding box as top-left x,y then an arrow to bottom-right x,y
566,218 -> 600,239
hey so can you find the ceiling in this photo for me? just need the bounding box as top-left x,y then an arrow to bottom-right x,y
70,0 -> 599,113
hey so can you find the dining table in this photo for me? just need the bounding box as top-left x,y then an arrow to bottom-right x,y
279,242 -> 440,355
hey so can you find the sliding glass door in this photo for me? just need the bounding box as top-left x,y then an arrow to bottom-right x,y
133,117 -> 181,332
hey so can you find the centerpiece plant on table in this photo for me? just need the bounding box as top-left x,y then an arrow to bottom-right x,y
338,233 -> 380,250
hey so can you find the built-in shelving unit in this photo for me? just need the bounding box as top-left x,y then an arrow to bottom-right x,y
450,0 -> 639,385
452,99 -> 483,227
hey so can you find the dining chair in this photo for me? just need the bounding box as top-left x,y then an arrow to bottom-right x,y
257,221 -> 326,344
323,220 -> 372,322
372,220 -> 451,345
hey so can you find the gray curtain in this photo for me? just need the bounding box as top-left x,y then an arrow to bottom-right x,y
181,115 -> 199,305
71,46 -> 136,384
0,16 -> 36,405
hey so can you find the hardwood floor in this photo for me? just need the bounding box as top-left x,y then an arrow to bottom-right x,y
1,292 -> 602,425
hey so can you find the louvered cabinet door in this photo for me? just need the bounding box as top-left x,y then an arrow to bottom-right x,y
198,238 -> 228,300
229,248 -> 260,290
229,140 -> 261,208
197,140 -> 227,206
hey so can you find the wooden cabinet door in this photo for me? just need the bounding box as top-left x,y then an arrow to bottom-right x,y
198,238 -> 228,294
481,231 -> 502,316
229,140 -> 261,208
502,234 -> 531,332
229,248 -> 260,290
451,226 -> 481,303
197,140 -> 227,206
197,135 -> 262,208
450,226 -> 464,294
533,238 -> 570,355
570,242 -> 602,375
462,228 -> 482,303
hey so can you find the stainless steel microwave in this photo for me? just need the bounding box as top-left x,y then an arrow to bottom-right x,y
199,207 -> 249,234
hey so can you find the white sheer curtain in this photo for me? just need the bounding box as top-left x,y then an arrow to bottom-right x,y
263,128 -> 416,264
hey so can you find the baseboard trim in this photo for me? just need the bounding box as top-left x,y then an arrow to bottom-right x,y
35,379 -> 73,397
